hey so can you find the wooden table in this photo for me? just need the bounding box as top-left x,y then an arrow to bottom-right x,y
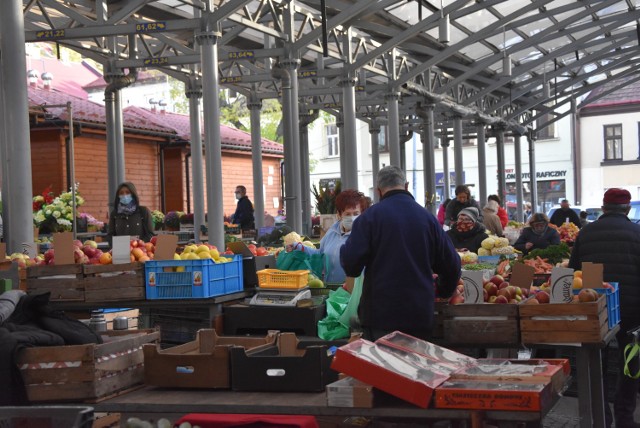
92,386 -> 558,428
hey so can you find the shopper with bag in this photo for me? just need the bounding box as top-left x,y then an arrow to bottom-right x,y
341,166 -> 461,341
286,189 -> 368,285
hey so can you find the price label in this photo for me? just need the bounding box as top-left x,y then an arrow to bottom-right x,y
35,29 -> 65,40
461,271 -> 484,304
112,236 -> 131,265
550,267 -> 574,303
136,22 -> 166,33
143,57 -> 169,66
228,51 -> 254,59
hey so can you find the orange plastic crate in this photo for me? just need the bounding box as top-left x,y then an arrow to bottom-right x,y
257,269 -> 309,289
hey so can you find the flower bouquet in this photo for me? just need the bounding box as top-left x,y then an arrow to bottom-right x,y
33,185 -> 85,233
80,212 -> 105,232
164,211 -> 182,231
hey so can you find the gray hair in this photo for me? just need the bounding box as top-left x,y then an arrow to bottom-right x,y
603,203 -> 630,214
377,166 -> 406,190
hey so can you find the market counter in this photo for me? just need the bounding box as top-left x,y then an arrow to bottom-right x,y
90,385 -> 558,427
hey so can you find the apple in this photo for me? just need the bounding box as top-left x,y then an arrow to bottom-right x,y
508,299 -> 518,304
449,294 -> 464,305
535,290 -> 550,304
494,295 -> 508,304
578,288 -> 599,303
497,288 -> 511,299
484,282 -> 498,297
488,296 -> 498,303
521,288 -> 530,297
499,282 -> 510,291
490,275 -> 504,286
524,298 -> 540,305
83,240 -> 98,249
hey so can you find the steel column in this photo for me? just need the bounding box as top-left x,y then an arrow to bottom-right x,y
104,70 -> 118,214
453,116 -> 464,186
248,97 -> 265,232
341,28 -> 358,190
386,91 -> 401,167
198,25 -> 224,250
514,135 -> 524,222
369,123 -> 381,202
422,105 -> 437,215
0,0 -> 34,252
285,58 -> 303,233
186,78 -> 204,243
337,115 -> 346,187
114,90 -> 125,184
299,108 -> 317,236
441,136 -> 451,201
528,135 -> 539,214
496,129 -> 506,209
477,124 -> 487,209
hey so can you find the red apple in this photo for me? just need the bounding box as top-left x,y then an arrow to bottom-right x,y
494,295 -> 508,304
484,282 -> 498,297
449,294 -> 465,305
490,275 -> 504,286
535,291 -> 550,304
497,288 -> 511,299
578,288 -> 599,303
483,288 -> 489,302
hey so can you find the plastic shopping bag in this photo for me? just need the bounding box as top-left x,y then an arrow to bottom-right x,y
276,250 -> 324,279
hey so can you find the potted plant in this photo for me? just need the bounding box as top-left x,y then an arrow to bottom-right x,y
312,181 -> 341,237
151,210 -> 165,231
164,211 -> 181,231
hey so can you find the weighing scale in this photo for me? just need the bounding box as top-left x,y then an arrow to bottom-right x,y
249,287 -> 312,307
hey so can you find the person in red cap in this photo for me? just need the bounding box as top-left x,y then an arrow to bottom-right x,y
569,188 -> 640,428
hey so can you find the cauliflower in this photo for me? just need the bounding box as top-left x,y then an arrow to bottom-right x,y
493,237 -> 510,248
491,245 -> 515,255
283,232 -> 303,247
481,237 -> 496,250
478,248 -> 491,256
458,251 -> 478,264
302,241 -> 316,248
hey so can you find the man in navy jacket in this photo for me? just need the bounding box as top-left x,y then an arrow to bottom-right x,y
569,188 -> 640,428
340,166 -> 461,341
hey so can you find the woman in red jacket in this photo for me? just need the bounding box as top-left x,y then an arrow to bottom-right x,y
488,194 -> 508,228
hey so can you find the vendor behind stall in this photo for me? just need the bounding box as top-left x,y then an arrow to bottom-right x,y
287,189 -> 368,284
513,213 -> 560,255
445,207 -> 488,253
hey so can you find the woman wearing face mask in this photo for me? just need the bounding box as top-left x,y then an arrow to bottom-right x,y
445,207 -> 489,254
289,189 -> 368,284
513,213 -> 560,255
107,182 -> 154,244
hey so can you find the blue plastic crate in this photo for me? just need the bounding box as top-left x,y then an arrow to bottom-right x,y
258,226 -> 275,238
573,282 -> 620,329
145,255 -> 243,299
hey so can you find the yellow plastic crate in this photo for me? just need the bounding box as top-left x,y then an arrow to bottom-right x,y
257,269 -> 309,289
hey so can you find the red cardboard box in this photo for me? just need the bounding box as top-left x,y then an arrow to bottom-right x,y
435,380 -> 554,412
330,339 -> 450,408
376,331 -> 477,373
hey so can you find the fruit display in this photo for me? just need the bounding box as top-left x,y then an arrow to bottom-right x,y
548,223 -> 579,243
174,243 -> 234,263
482,275 -> 529,304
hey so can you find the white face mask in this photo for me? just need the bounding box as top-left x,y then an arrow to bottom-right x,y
341,215 -> 358,232
235,192 -> 241,200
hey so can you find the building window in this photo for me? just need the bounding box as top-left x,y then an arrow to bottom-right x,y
326,124 -> 339,157
536,115 -> 556,140
379,125 -> 389,153
604,124 -> 622,161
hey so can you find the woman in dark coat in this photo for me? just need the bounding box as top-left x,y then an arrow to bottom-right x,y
444,185 -> 483,226
513,213 -> 560,255
107,182 -> 154,243
446,207 -> 488,254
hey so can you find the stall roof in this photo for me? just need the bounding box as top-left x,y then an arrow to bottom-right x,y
21,0 -> 640,135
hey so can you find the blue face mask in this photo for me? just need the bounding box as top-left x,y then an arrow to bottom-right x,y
120,194 -> 133,205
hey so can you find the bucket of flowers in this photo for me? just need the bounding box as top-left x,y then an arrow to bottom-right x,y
151,210 -> 165,231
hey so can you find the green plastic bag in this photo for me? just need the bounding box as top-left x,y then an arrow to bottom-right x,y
276,250 -> 325,279
339,274 -> 363,328
317,287 -> 351,340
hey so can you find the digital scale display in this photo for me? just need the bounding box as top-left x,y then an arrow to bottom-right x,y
249,287 -> 311,307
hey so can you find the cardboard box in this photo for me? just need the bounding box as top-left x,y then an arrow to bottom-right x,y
376,331 -> 477,372
18,329 -> 160,402
326,376 -> 374,408
450,358 -> 568,394
330,339 -> 451,408
435,380 -> 554,412
143,329 -> 277,388
230,332 -> 338,392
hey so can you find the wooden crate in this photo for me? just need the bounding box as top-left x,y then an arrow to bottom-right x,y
519,294 -> 608,344
25,263 -> 145,303
443,303 -> 520,345
25,264 -> 84,301
83,262 -> 144,302
432,301 -> 447,340
18,329 -> 160,402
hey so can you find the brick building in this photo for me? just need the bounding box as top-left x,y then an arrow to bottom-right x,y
28,84 -> 283,225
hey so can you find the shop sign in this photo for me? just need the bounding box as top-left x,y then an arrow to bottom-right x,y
504,170 -> 567,180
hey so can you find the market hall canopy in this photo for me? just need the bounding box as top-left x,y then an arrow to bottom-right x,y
21,0 -> 640,133
3,0 -> 640,251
